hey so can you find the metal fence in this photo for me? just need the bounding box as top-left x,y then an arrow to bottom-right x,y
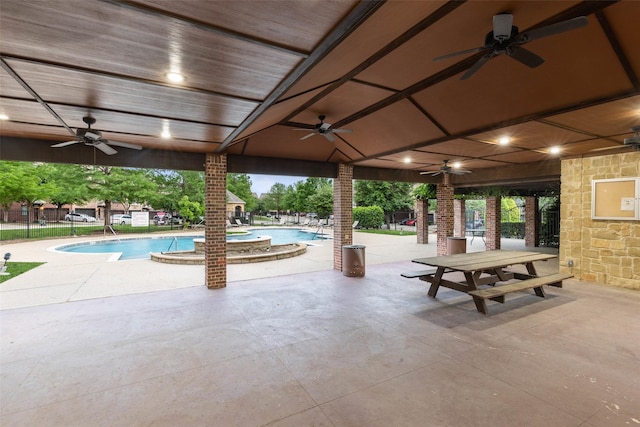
0,209 -> 184,241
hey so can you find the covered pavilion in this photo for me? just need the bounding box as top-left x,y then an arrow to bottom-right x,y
1,1 -> 639,289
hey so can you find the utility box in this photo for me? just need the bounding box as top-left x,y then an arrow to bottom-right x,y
342,245 -> 366,277
447,237 -> 467,255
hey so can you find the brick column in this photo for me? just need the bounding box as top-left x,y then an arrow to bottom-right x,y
333,164 -> 353,272
204,153 -> 227,289
416,198 -> 428,244
453,198 -> 465,237
436,174 -> 454,255
524,196 -> 539,247
486,196 -> 501,250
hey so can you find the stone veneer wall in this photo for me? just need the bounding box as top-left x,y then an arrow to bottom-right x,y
333,164 -> 353,272
560,152 -> 640,290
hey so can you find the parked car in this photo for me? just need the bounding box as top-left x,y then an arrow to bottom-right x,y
65,212 -> 96,222
399,218 -> 416,226
117,214 -> 132,225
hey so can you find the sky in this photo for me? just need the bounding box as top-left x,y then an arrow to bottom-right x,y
248,174 -> 306,196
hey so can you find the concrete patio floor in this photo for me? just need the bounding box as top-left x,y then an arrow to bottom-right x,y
1,231 -> 639,426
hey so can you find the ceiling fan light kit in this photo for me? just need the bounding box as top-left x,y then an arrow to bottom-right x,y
434,13 -> 588,80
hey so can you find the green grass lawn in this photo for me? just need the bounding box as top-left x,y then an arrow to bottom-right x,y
0,262 -> 46,283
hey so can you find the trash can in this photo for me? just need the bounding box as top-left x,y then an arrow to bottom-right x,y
343,244 -> 366,277
447,237 -> 466,255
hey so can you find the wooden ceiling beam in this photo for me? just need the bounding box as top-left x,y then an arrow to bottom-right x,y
217,0 -> 385,152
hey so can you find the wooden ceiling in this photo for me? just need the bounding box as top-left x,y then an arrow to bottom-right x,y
1,0 -> 639,193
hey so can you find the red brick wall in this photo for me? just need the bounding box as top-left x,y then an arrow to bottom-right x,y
486,196 -> 501,250
204,153 -> 227,288
453,198 -> 465,238
436,174 -> 454,255
525,196 -> 539,247
333,164 -> 353,271
416,198 -> 428,244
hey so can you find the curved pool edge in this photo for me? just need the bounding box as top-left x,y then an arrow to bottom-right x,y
150,242 -> 307,264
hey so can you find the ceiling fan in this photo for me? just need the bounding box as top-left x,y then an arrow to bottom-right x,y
420,160 -> 471,176
51,116 -> 143,155
295,115 -> 352,142
624,126 -> 640,151
434,13 -> 588,80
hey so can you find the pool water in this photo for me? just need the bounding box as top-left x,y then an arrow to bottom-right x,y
227,228 -> 330,244
56,228 -> 330,260
58,236 -> 200,260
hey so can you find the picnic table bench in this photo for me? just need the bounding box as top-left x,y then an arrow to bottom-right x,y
407,250 -> 572,314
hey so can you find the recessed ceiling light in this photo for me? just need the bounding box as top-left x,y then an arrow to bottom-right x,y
161,130 -> 172,139
453,161 -> 462,168
0,113 -> 9,120
403,157 -> 411,164
549,146 -> 561,154
165,72 -> 185,83
499,136 -> 510,145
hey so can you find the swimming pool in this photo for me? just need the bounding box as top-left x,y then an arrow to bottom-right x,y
227,228 -> 330,244
55,228 -> 330,260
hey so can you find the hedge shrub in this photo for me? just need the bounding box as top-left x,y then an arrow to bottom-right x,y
353,206 -> 384,229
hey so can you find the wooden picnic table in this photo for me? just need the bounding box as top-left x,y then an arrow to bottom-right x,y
410,250 -> 571,314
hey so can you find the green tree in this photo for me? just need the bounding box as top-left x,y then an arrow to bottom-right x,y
0,162 -> 53,222
413,183 -> 436,200
177,195 -> 204,225
354,180 -> 414,225
0,162 -> 30,219
40,163 -> 89,221
148,170 -> 204,214
307,183 -> 333,218
282,184 -> 298,213
85,166 -> 156,223
501,197 -> 521,222
264,182 -> 286,215
227,173 -> 257,211
291,178 -> 332,213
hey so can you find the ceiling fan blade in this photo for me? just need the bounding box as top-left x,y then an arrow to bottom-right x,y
104,140 -> 143,150
461,53 -> 493,80
515,16 -> 588,44
419,171 -> 442,176
300,133 -> 316,141
434,46 -> 486,62
507,46 -> 544,68
331,128 -> 352,134
94,142 -> 118,155
323,132 -> 336,142
319,123 -> 331,131
51,140 -> 81,148
451,169 -> 472,175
